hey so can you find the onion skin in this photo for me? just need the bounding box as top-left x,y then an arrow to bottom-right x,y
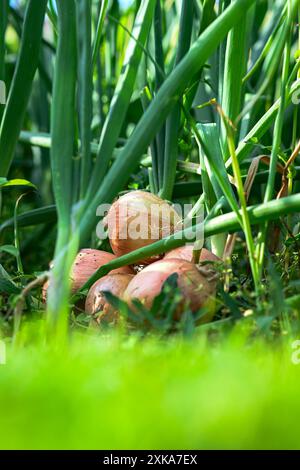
85,273 -> 134,325
42,278 -> 85,313
42,249 -> 133,301
106,191 -> 182,264
42,280 -> 49,303
71,249 -> 133,293
164,246 -> 220,264
124,258 -> 216,323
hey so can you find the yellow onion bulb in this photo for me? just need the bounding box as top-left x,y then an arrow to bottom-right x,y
71,249 -> 133,293
124,258 -> 217,323
106,191 -> 182,264
43,249 -> 133,300
85,273 -> 135,325
164,245 -> 221,288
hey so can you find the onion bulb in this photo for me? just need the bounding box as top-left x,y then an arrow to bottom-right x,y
85,273 -> 134,325
105,191 -> 182,264
165,246 -> 220,263
71,249 -> 133,292
43,249 -> 133,300
124,258 -> 217,323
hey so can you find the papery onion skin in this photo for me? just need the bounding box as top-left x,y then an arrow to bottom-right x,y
85,273 -> 134,325
106,191 -> 182,264
42,277 -> 84,313
42,280 -> 49,303
71,249 -> 133,293
43,249 -> 133,300
124,258 -> 216,323
164,246 -> 220,264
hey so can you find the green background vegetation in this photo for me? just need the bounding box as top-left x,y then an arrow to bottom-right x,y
0,0 -> 300,450
1,326 -> 300,450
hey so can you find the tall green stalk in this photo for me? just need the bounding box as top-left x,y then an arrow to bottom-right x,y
239,0 -> 298,123
229,79 -> 300,166
227,124 -> 259,290
256,1 -> 293,276
153,0 -> 165,190
0,0 -> 48,177
47,0 -> 78,337
160,0 -> 194,201
194,121 -> 240,219
76,0 -> 93,200
0,0 -> 8,122
221,0 -> 247,155
92,0 -> 109,69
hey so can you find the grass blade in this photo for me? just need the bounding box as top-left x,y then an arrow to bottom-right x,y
92,0 -> 109,68
197,123 -> 235,212
229,80 -> 300,167
0,0 -> 8,122
221,4 -> 247,153
47,0 -> 78,335
160,0 -> 194,200
0,206 -> 57,233
256,1 -> 294,276
76,0 -> 93,199
153,0 -> 166,190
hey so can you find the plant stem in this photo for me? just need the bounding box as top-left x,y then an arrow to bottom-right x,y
76,0 -> 93,200
47,0 -> 78,338
0,0 -> 8,123
92,0 -> 109,69
256,1 -> 293,276
153,0 -> 165,190
0,0 -> 48,176
227,125 -> 259,291
221,4 -> 247,155
160,0 -> 194,200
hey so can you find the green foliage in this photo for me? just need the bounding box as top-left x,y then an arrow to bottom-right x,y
1,327 -> 300,449
0,0 -> 300,342
0,0 -> 48,176
0,0 -> 299,451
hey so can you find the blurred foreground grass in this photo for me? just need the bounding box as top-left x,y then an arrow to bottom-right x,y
0,322 -> 300,450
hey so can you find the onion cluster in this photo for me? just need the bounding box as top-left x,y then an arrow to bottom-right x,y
45,191 -> 220,327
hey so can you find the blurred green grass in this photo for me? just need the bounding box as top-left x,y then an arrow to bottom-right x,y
0,324 -> 300,450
